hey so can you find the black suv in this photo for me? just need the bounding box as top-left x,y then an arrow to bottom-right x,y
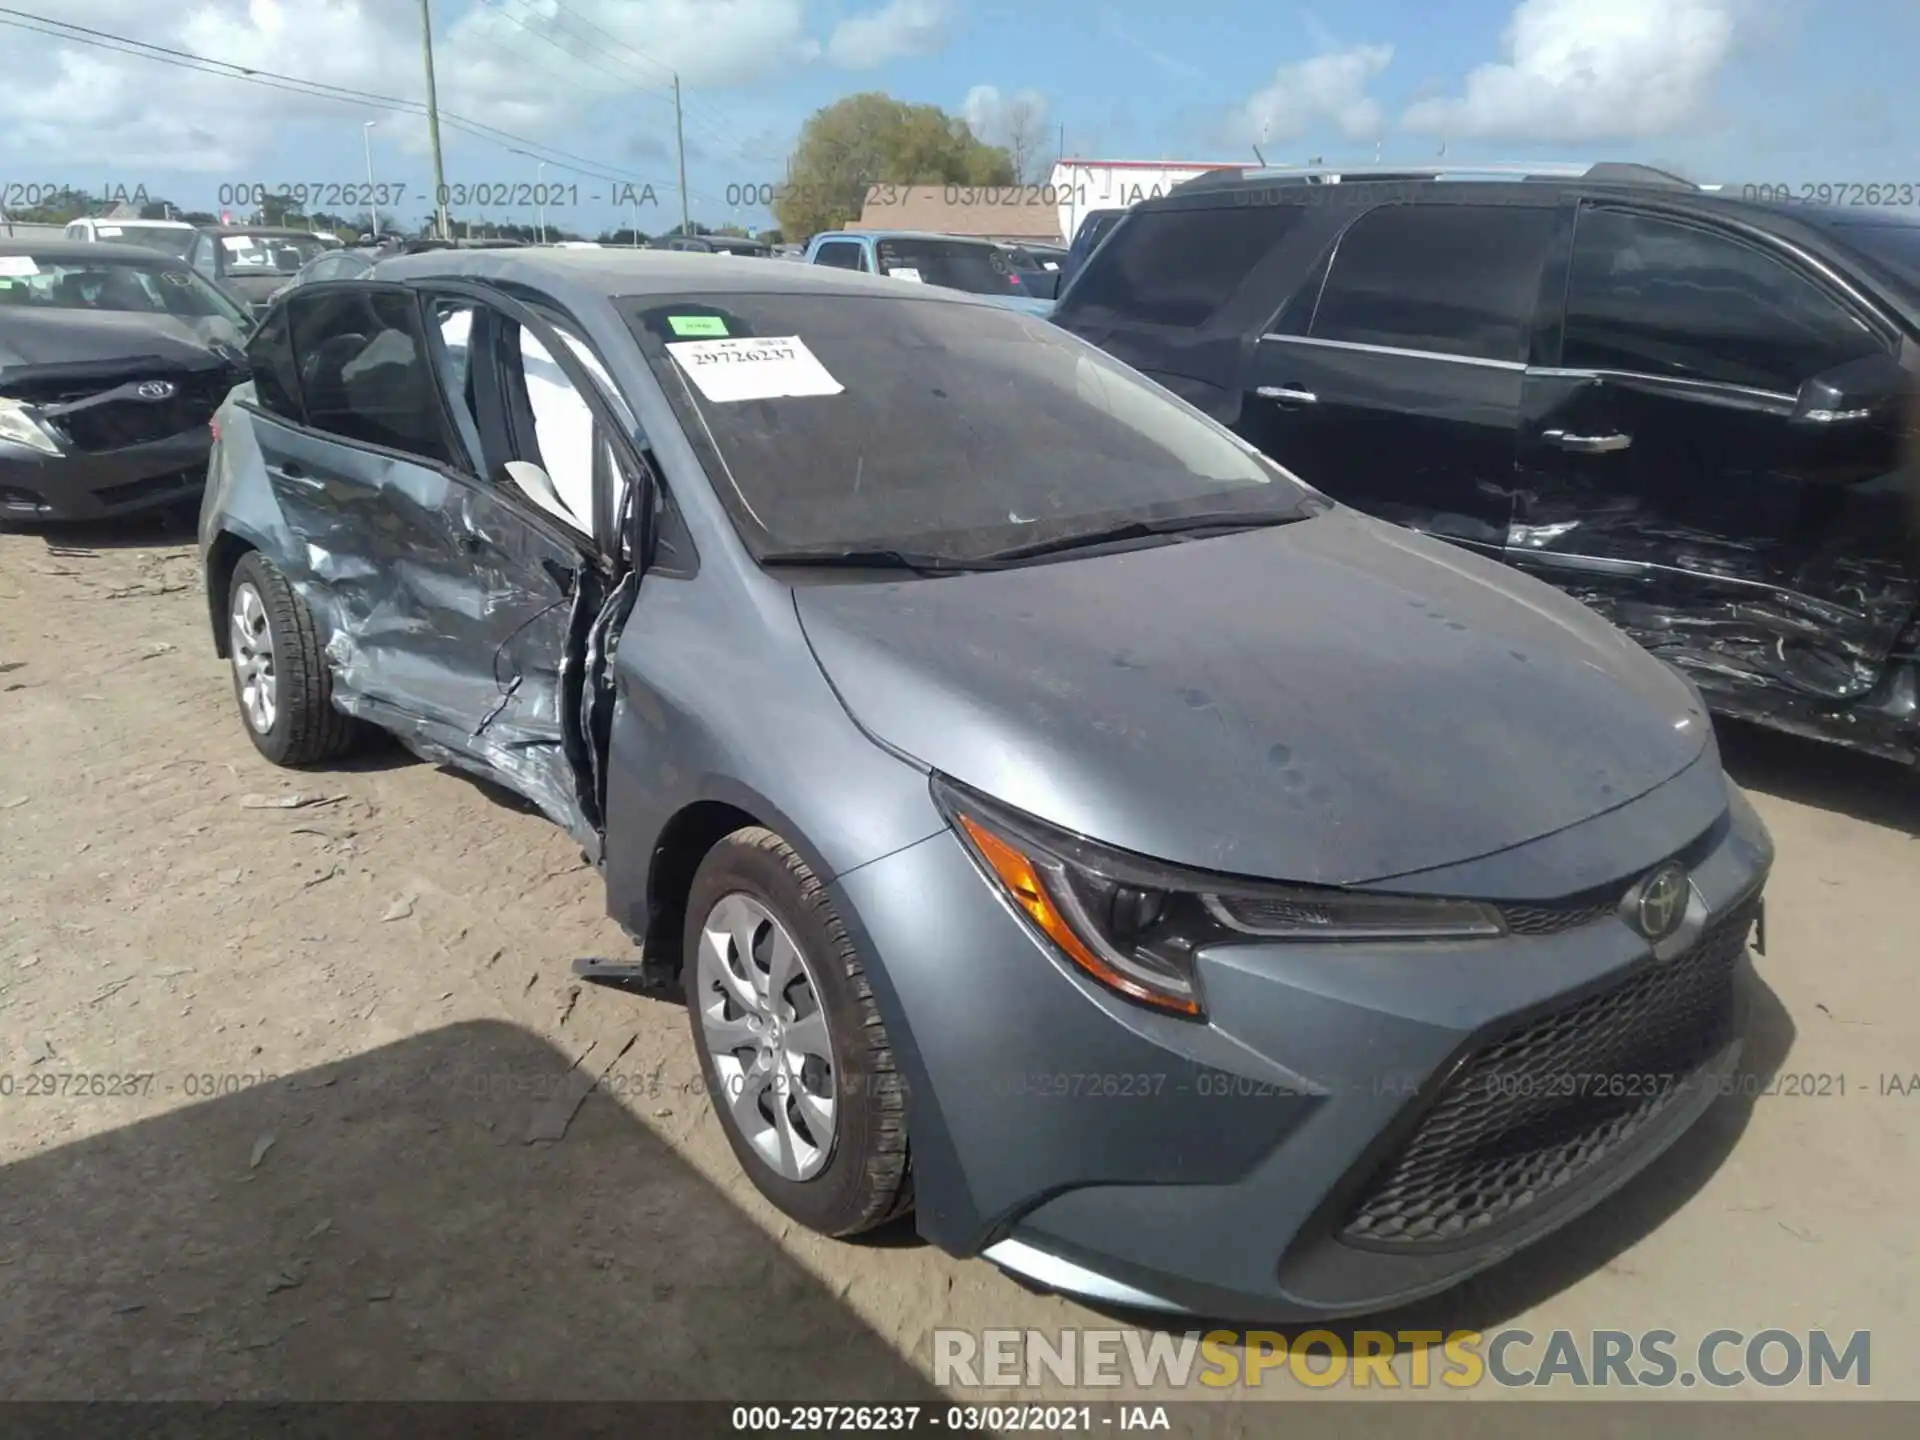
1053,163 -> 1920,764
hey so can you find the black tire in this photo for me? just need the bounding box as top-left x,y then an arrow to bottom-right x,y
683,827 -> 912,1237
226,550 -> 359,767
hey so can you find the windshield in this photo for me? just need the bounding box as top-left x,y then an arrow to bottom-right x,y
220,233 -> 330,275
0,254 -> 253,327
1829,217 -> 1920,291
624,291 -> 1322,563
97,225 -> 198,260
873,237 -> 1032,297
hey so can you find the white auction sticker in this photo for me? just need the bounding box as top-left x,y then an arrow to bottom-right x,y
0,256 -> 40,277
97,225 -> 123,236
886,267 -> 924,283
221,235 -> 256,251
666,335 -> 844,403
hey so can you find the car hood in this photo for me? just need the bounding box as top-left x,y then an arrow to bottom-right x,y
794,508 -> 1713,886
981,292 -> 1056,317
0,307 -> 245,377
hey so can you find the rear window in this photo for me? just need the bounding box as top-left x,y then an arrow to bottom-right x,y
872,237 -> 1029,297
1062,203 -> 1307,327
623,292 -> 1318,563
1311,203 -> 1556,363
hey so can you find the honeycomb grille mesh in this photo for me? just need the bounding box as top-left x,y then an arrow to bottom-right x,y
1342,898 -> 1757,1249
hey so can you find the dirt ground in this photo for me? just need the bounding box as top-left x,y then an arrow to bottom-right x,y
2,510 -> 1916,1410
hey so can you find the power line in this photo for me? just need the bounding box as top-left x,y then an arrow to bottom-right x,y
474,0 -> 767,166
542,0 -> 777,155
0,7 -> 692,201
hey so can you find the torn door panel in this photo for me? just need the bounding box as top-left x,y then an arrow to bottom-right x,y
255,438 -> 607,849
1510,468 -> 1919,758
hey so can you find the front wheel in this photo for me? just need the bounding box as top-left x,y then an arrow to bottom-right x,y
683,827 -> 911,1236
226,551 -> 359,767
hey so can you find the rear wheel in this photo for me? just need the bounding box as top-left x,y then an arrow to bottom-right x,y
683,827 -> 912,1236
227,551 -> 359,766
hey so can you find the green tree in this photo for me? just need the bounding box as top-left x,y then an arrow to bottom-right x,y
774,92 -> 1015,241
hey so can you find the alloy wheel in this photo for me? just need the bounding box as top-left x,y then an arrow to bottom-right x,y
695,892 -> 838,1181
229,581 -> 277,734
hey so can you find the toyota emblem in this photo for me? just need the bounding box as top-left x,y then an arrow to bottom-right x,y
134,380 -> 177,400
1630,863 -> 1690,942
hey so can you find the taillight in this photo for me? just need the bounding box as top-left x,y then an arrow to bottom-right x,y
209,417 -> 221,442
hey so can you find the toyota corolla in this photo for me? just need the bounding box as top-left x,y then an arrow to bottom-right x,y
198,249 -> 1773,1319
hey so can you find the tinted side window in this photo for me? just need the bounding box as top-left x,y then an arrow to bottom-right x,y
245,305 -> 303,421
1068,203 -> 1307,327
287,288 -> 456,464
813,241 -> 864,270
1312,203 -> 1555,362
1563,207 -> 1884,392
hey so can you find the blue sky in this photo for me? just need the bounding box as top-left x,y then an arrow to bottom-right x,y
1,0 -> 1914,236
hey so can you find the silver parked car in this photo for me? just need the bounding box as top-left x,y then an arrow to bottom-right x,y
198,248 -> 1772,1319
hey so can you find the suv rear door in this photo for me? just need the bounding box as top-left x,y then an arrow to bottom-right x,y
1243,198 -> 1561,560
1513,202 -> 1918,708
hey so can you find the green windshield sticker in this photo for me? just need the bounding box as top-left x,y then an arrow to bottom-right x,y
669,315 -> 729,337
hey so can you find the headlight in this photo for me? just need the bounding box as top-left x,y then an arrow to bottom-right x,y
0,396 -> 62,455
933,775 -> 1506,1020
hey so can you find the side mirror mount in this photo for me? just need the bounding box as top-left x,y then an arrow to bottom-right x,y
1790,352 -> 1907,426
503,459 -> 566,515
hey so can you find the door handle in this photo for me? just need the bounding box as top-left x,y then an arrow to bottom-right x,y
454,532 -> 487,556
1256,385 -> 1319,404
1543,429 -> 1632,453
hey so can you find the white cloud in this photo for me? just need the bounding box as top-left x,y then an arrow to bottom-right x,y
0,0 -> 952,174
960,84 -> 1050,142
1400,0 -> 1741,141
826,0 -> 951,70
1226,44 -> 1394,148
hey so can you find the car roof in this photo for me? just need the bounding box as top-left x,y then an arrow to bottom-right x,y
371,245 -> 1016,308
202,225 -> 327,238
814,230 -> 1002,245
73,217 -> 196,229
0,238 -> 199,262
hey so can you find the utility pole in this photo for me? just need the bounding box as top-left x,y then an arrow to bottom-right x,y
419,0 -> 451,239
674,73 -> 691,237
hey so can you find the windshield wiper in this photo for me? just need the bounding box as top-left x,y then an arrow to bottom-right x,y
757,548 -> 997,575
973,510 -> 1310,564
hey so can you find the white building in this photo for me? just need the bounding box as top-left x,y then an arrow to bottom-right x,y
1048,159 -> 1244,243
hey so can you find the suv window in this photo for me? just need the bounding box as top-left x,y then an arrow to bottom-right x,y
813,240 -> 865,271
1563,207 -> 1884,392
1067,203 -> 1306,327
1312,203 -> 1555,363
286,288 -> 457,465
246,304 -> 303,421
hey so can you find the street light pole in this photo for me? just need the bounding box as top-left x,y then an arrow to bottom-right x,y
673,72 -> 690,237
362,121 -> 378,238
418,0 -> 451,239
536,161 -> 548,244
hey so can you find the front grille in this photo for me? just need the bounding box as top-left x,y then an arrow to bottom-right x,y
1499,892 -> 1622,936
1341,897 -> 1758,1249
19,368 -> 236,453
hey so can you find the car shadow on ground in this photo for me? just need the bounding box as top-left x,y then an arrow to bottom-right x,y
15,503 -> 203,553
1068,970 -> 1795,1341
1715,717 -> 1917,836
0,1021 -> 945,1403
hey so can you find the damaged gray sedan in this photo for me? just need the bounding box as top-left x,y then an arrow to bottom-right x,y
199,250 -> 1773,1320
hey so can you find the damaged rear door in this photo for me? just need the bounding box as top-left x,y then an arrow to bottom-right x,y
1512,203 -> 1919,728
257,282 -> 612,846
